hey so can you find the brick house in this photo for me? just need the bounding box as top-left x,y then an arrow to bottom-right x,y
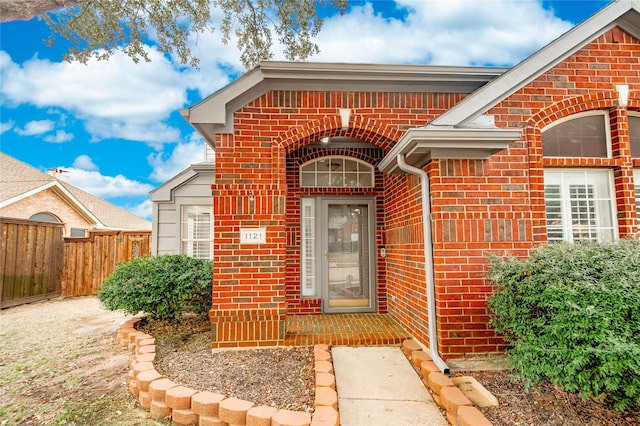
0,153 -> 151,236
179,1 -> 640,367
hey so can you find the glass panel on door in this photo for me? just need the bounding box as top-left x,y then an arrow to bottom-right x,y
326,203 -> 371,309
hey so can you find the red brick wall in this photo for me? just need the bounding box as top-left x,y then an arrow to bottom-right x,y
425,27 -> 640,358
210,27 -> 640,355
210,91 -> 466,346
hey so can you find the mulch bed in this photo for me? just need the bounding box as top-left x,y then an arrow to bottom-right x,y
140,317 -> 639,424
461,370 -> 639,426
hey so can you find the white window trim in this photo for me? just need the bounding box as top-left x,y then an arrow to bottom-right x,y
180,205 -> 213,259
634,169 -> 640,221
544,169 -> 618,243
541,110 -> 612,158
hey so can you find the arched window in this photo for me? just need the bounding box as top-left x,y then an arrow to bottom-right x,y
541,112 -> 616,243
29,212 -> 61,223
300,156 -> 374,188
542,111 -> 609,157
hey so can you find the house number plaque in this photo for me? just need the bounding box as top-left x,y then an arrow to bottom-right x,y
240,228 -> 266,244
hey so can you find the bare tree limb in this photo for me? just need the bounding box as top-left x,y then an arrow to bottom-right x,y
0,0 -> 82,22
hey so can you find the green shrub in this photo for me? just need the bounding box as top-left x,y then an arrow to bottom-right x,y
487,240 -> 640,411
97,255 -> 213,320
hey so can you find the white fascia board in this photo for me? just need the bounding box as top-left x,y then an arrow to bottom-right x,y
0,181 -> 57,208
258,61 -> 506,83
186,69 -> 266,126
379,127 -> 521,174
0,180 -> 100,226
150,168 -> 198,202
430,1 -> 638,127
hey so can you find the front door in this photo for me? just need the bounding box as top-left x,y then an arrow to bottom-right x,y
321,198 -> 375,312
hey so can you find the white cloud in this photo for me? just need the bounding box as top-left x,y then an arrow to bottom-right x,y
0,120 -> 14,134
312,0 -> 573,66
72,154 -> 99,171
126,199 -> 153,221
14,119 -> 54,136
44,129 -> 74,143
0,48 -> 187,145
58,168 -> 154,198
147,136 -> 206,182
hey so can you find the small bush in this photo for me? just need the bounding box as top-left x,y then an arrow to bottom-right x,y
98,255 -> 213,320
487,240 -> 640,411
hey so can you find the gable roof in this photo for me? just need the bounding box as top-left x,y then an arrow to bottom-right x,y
379,0 -> 640,173
181,62 -> 508,146
0,152 -> 151,230
430,0 -> 640,128
150,160 -> 215,202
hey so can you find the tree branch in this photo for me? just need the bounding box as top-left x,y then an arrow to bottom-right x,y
0,0 -> 83,22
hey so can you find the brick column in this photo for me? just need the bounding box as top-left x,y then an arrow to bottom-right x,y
610,109 -> 639,237
210,185 -> 287,348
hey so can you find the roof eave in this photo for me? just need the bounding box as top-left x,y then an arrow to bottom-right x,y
180,61 -> 508,146
379,127 -> 521,174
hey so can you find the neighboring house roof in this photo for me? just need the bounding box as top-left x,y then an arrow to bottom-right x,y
379,0 -> 640,173
0,152 -> 151,230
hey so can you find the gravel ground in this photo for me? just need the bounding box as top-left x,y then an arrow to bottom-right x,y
0,297 -> 164,426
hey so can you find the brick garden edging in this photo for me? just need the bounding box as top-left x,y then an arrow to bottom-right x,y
117,317 -> 340,426
401,339 -> 493,426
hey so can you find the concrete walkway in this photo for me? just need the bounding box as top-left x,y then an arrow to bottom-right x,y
332,346 -> 448,426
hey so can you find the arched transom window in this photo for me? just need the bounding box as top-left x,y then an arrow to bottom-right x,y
300,156 -> 374,188
29,212 -> 61,223
541,111 -> 610,158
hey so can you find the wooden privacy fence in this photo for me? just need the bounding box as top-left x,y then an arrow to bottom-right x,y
1,217 -> 151,308
63,230 -> 151,296
1,218 -> 65,308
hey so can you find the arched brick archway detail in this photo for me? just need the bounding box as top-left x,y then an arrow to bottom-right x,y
528,91 -> 616,131
275,114 -> 403,154
281,117 -> 393,315
525,90 -> 640,242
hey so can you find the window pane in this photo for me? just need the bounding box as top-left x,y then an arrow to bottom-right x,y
181,205 -> 212,259
542,114 -> 608,157
300,198 -> 316,297
300,157 -> 374,188
630,116 -> 640,158
544,170 -> 615,242
29,212 -> 60,223
544,184 -> 564,241
70,228 -> 86,237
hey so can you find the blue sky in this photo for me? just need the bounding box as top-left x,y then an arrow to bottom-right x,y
0,0 -> 611,220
